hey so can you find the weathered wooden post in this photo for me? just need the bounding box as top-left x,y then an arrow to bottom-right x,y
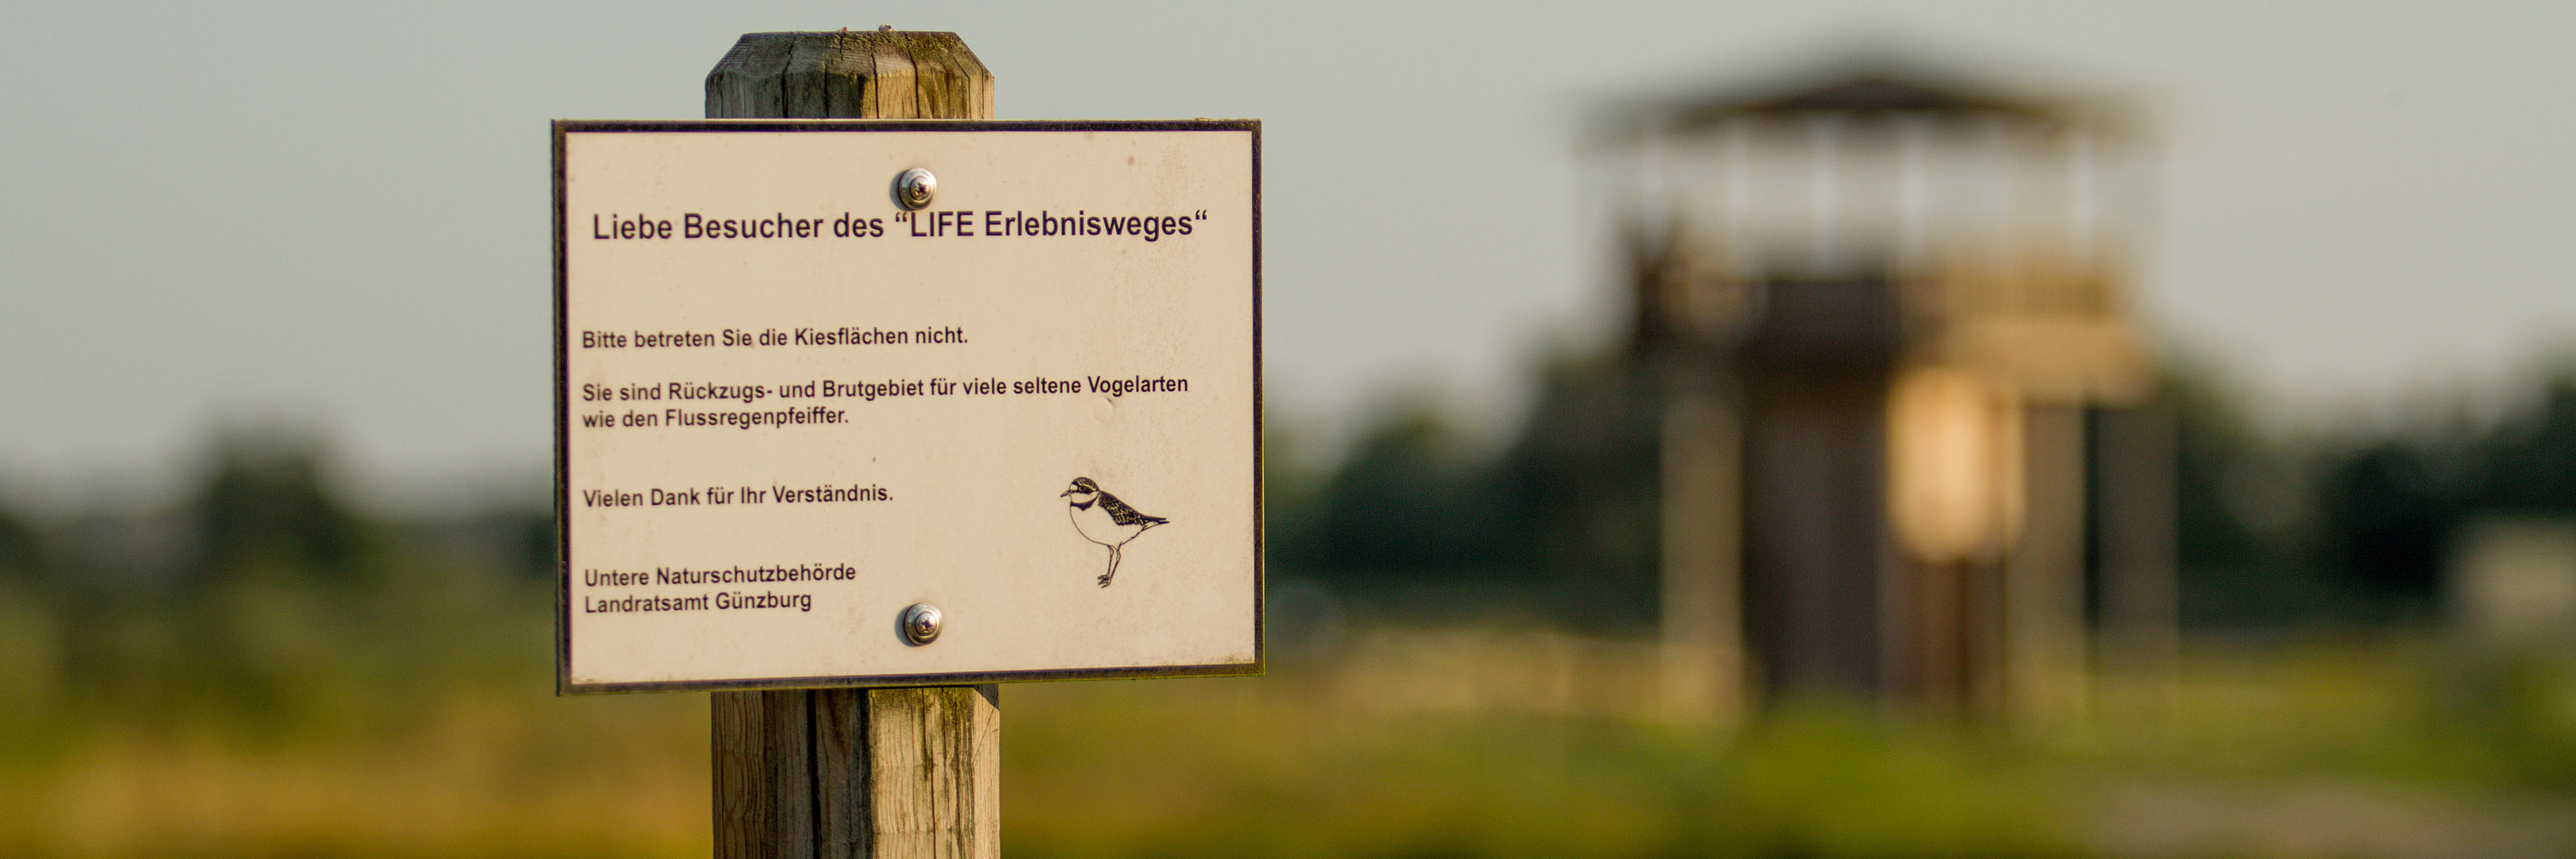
702,32 -> 998,859
704,30 -> 993,125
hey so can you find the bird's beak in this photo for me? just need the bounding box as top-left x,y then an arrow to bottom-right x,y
1060,490 -> 1072,497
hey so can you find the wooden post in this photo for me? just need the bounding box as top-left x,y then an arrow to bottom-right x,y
2100,395 -> 2180,721
2004,405 -> 2088,732
1659,366 -> 1746,726
702,30 -> 999,859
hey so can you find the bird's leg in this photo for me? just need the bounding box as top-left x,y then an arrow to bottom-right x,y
1098,545 -> 1121,587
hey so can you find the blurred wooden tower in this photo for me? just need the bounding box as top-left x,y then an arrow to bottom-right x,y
1602,53 -> 2177,727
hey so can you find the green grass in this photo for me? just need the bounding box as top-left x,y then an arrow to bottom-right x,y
1,587 -> 2571,858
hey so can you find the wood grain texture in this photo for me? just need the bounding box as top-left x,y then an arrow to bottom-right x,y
866,686 -> 1000,859
717,687 -> 999,859
705,30 -> 998,859
713,691 -> 817,858
706,31 -> 993,120
811,690 -> 870,859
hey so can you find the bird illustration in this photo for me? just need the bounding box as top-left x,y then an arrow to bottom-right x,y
1060,477 -> 1169,587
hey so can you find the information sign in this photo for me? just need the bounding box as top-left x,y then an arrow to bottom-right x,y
553,121 -> 1261,692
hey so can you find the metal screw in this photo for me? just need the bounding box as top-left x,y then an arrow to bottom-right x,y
900,602 -> 942,645
893,168 -> 936,210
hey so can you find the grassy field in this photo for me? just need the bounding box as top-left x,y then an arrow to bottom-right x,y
2,588 -> 2573,859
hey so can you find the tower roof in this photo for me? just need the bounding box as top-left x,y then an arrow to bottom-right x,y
1593,49 -> 2142,143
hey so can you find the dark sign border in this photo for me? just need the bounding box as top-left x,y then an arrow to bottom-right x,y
553,119 -> 1262,695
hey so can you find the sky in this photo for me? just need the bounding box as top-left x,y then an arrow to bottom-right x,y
2,1 -> 2571,513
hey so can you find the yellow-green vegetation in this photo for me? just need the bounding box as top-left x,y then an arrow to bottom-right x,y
1008,679 -> 2081,859
5,578 -> 2574,859
0,573 -> 710,859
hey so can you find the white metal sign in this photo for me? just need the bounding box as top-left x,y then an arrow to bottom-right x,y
553,120 -> 1261,692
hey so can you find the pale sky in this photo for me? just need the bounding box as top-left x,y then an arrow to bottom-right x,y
3,1 -> 2571,512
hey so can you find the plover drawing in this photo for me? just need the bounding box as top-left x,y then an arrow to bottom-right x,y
1060,477 -> 1169,587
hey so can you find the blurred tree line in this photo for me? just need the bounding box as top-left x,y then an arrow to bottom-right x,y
2174,363 -> 2576,627
1267,348 -> 1667,625
0,426 -> 550,728
0,429 -> 555,598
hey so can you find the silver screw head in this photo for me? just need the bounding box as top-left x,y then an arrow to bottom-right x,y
900,602 -> 942,645
893,168 -> 936,210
